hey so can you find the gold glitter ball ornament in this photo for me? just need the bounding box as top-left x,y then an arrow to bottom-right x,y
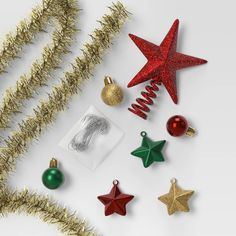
101,76 -> 124,106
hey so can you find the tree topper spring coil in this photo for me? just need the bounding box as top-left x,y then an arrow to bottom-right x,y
128,78 -> 161,119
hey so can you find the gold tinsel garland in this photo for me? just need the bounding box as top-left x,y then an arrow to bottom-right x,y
0,0 -> 78,129
0,188 -> 95,236
0,0 -> 129,235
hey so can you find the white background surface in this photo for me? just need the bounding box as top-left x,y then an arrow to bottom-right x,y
0,0 -> 234,235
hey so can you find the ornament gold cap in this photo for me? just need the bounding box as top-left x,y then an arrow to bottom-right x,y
49,158 -> 58,168
186,126 -> 196,137
104,76 -> 114,85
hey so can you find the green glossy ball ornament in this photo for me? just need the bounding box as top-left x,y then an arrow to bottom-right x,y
42,158 -> 64,190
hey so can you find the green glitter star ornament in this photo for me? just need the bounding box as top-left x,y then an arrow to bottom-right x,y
131,131 -> 166,168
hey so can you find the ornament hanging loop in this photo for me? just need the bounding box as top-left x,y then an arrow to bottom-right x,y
113,179 -> 119,186
140,131 -> 147,137
171,178 -> 177,184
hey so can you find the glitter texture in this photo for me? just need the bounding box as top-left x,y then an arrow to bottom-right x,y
128,19 -> 207,119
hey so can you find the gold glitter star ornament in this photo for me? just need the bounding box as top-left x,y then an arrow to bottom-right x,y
158,178 -> 194,215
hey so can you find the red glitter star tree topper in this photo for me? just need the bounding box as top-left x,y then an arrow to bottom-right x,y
128,19 -> 207,119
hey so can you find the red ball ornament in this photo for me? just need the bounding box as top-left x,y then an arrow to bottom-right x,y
166,115 -> 195,137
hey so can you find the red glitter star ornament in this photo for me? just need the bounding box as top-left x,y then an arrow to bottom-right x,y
128,19 -> 207,119
97,180 -> 134,216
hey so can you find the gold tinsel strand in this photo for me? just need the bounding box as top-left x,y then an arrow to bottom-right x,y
0,189 -> 96,236
0,0 -> 79,128
0,1 -> 129,185
0,1 -> 129,235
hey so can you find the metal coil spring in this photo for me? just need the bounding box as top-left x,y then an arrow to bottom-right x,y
128,79 -> 161,119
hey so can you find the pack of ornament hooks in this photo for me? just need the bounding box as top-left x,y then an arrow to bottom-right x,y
59,105 -> 124,170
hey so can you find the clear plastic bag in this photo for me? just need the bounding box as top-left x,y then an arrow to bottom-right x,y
59,105 -> 124,170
